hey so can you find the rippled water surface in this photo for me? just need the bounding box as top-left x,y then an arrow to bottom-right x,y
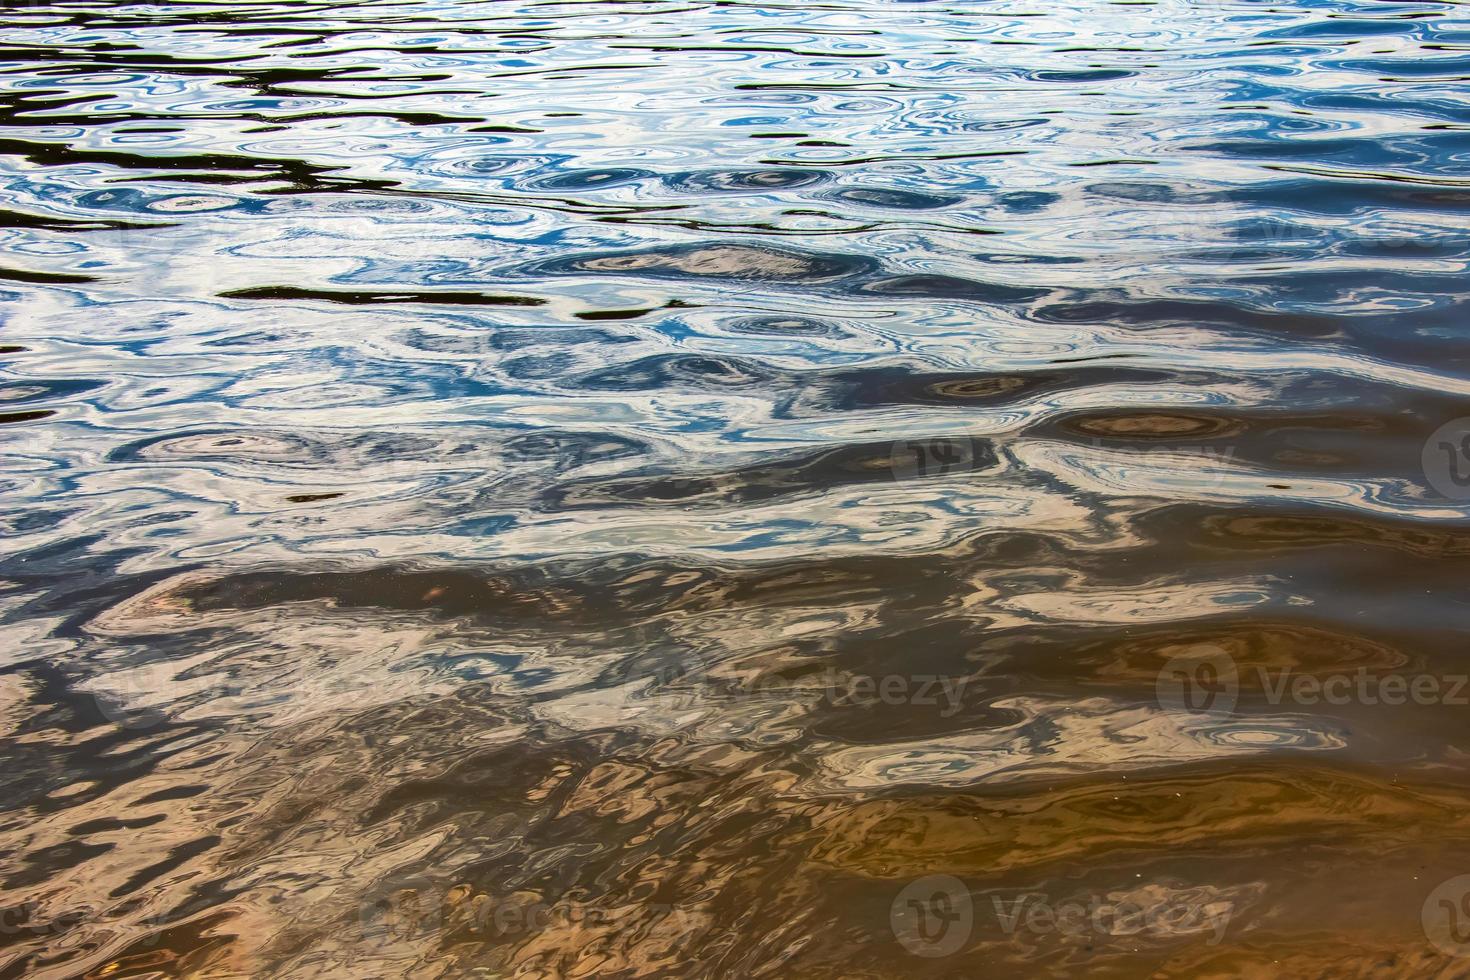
5,0 -> 1470,975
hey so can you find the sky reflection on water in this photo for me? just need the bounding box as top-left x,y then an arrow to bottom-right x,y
3,0 -> 1470,976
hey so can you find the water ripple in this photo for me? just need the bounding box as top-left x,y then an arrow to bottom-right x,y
3,0 -> 1470,976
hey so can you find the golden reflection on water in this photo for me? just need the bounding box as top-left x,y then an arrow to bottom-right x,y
0,563 -> 1462,977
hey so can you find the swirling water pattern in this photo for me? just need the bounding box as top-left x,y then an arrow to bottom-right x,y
2,0 -> 1470,975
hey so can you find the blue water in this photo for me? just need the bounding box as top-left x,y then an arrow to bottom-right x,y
3,0 -> 1470,975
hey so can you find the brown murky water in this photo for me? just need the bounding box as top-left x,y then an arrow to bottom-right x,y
5,0 -> 1470,976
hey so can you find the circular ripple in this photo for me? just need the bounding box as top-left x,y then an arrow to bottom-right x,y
664,168 -> 831,192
